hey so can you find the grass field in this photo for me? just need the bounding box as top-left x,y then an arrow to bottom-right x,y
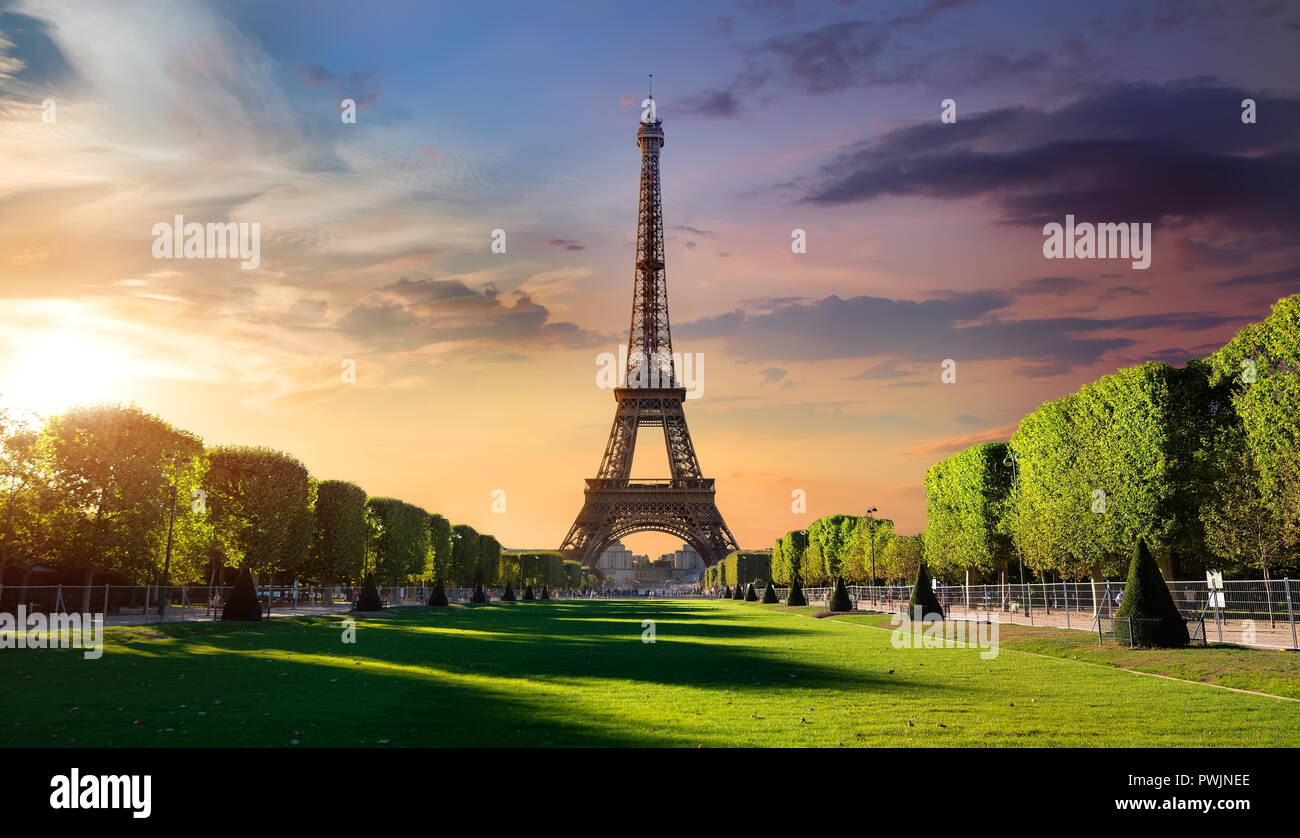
4,598 -> 1298,747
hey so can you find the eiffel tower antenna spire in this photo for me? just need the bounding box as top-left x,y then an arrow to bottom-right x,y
648,72 -> 653,99
560,83 -> 738,571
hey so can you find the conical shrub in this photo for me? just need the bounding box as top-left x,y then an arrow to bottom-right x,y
427,582 -> 448,607
762,580 -> 778,604
221,566 -> 263,621
721,586 -> 731,599
356,573 -> 384,611
1115,538 -> 1189,648
471,581 -> 486,603
907,561 -> 944,620
744,582 -> 758,601
732,584 -> 744,600
829,577 -> 853,612
540,585 -> 550,600
523,584 -> 535,601
502,581 -> 516,602
787,580 -> 807,607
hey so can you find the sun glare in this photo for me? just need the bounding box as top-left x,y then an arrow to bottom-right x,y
0,330 -> 124,417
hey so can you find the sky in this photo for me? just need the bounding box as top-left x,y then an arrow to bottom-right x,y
1,0 -> 1298,559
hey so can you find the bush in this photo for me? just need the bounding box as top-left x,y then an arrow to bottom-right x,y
732,584 -> 744,600
907,561 -> 944,620
540,585 -> 550,600
471,581 -> 486,603
221,566 -> 263,621
744,583 -> 758,601
356,573 -> 384,611
427,583 -> 448,607
1115,538 -> 1189,648
502,581 -> 516,602
721,586 -> 731,599
762,580 -> 778,604
523,585 -> 535,601
829,577 -> 852,612
787,580 -> 807,607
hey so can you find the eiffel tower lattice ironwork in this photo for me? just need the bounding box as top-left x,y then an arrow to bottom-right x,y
559,86 -> 738,569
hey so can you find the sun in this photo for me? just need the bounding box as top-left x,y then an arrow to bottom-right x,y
0,330 -> 125,418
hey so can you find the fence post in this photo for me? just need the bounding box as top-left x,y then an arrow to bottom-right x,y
56,584 -> 65,614
103,584 -> 109,617
1028,584 -> 1034,626
1285,578 -> 1298,651
1063,581 -> 1071,630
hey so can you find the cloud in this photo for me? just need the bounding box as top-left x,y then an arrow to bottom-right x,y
1012,276 -> 1088,297
797,83 -> 1300,237
759,367 -> 787,384
679,291 -> 1238,370
547,238 -> 586,251
898,422 -> 1019,458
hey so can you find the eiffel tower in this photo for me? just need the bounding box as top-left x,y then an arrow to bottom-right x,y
559,83 -> 738,570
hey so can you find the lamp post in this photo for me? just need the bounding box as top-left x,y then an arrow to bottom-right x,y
157,453 -> 190,622
1002,451 -> 1025,588
864,506 -> 878,605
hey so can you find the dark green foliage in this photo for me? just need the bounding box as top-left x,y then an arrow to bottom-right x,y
720,586 -> 731,599
744,582 -> 758,601
427,583 -> 448,607
523,584 -> 535,601
502,581 -> 516,602
762,580 -> 778,603
732,584 -> 744,600
477,534 -> 502,586
451,525 -> 481,587
907,561 -> 944,620
829,577 -> 852,612
221,566 -> 262,621
723,549 -> 773,589
310,480 -> 367,583
205,445 -> 313,576
365,497 -> 430,583
787,580 -> 806,606
427,514 -> 452,583
540,585 -> 550,600
1115,539 -> 1189,648
356,572 -> 383,611
471,581 -> 486,603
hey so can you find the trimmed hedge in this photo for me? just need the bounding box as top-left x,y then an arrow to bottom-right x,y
762,580 -> 778,603
744,582 -> 758,602
471,581 -> 486,603
829,577 -> 852,612
502,581 -> 516,602
221,566 -> 263,621
732,584 -> 744,600
787,580 -> 807,607
356,573 -> 384,611
906,561 -> 944,620
523,585 -> 535,601
1115,538 -> 1189,648
540,585 -> 550,600
427,583 -> 448,607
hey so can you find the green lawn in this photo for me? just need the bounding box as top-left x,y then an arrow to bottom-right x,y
4,599 -> 1297,747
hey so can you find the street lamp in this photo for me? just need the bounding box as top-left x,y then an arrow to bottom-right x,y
157,453 -> 190,621
864,506 -> 878,604
1002,451 -> 1025,587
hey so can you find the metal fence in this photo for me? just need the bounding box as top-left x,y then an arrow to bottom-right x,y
0,583 -> 599,625
767,579 -> 1299,649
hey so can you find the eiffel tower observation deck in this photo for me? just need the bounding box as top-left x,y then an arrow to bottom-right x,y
559,81 -> 739,569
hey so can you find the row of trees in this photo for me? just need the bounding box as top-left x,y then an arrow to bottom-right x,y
0,402 -> 562,594
923,293 -> 1300,584
766,521 -> 926,586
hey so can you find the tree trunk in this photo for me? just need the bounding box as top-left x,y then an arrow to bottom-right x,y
1156,549 -> 1175,581
81,568 -> 95,613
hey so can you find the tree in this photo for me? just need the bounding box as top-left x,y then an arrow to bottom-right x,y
924,442 -> 1012,584
523,584 -> 535,601
366,498 -> 430,583
204,445 -> 312,581
848,516 -> 894,584
881,535 -> 925,585
450,524 -> 480,586
502,580 -> 516,602
0,407 -> 43,593
221,566 -> 263,621
774,530 -> 808,586
731,584 -> 743,600
428,514 -> 453,582
471,580 -> 486,603
1115,538 -> 1188,648
39,405 -> 203,608
786,579 -> 806,607
309,480 -> 367,587
477,534 -> 502,586
427,582 -> 448,606
808,514 -> 856,582
744,582 -> 757,601
540,584 -> 550,600
907,561 -> 944,620
1201,428 -> 1297,588
762,580 -> 778,603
